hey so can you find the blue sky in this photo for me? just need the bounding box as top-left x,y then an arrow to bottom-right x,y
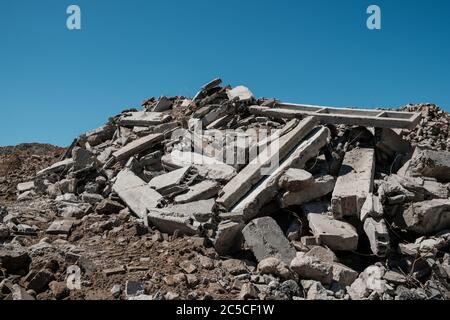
1,0 -> 449,146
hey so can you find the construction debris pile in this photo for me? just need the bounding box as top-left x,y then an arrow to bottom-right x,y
1,78 -> 450,300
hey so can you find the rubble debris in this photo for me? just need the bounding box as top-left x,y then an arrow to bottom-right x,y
3,79 -> 450,301
331,148 -> 375,219
242,217 -> 296,265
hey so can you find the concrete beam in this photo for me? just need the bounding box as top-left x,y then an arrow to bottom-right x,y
231,127 -> 330,221
216,117 -> 319,210
331,148 -> 375,219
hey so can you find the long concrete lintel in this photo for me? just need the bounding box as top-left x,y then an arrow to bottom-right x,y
113,133 -> 163,162
248,104 -> 421,129
231,126 -> 330,221
216,116 -> 319,210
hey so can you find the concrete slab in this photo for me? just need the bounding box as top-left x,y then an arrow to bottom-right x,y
112,169 -> 164,219
403,199 -> 450,235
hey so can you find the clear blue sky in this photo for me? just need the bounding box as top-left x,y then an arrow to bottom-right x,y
1,0 -> 450,147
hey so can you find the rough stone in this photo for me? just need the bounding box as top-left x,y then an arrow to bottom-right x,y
290,253 -> 333,285
402,199 -> 450,235
46,220 -> 74,235
214,220 -> 244,255
242,217 -> 296,265
307,213 -> 359,251
0,244 -> 31,274
278,168 -> 314,191
96,199 -> 126,215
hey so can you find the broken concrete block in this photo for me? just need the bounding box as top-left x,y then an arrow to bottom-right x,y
348,265 -> 388,300
37,159 -> 74,176
360,194 -> 384,221
363,217 -> 390,257
290,253 -> 333,285
280,175 -> 335,208
17,181 -> 35,193
331,263 -> 359,287
174,180 -> 219,204
46,220 -> 74,235
214,220 -> 244,255
331,148 -> 375,219
217,117 -> 318,209
242,217 -> 296,265
148,166 -> 194,195
278,168 -> 314,191
232,127 -> 330,220
118,111 -> 170,127
307,213 -> 359,251
227,86 -> 254,101
96,199 -> 125,215
152,96 -> 173,112
72,147 -> 97,170
402,199 -> 450,235
406,148 -> 450,182
112,169 -> 164,219
112,133 -> 163,163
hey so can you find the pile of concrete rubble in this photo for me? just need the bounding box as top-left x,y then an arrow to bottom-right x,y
2,78 -> 450,300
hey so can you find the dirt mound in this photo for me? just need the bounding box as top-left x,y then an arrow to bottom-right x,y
0,144 -> 65,203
